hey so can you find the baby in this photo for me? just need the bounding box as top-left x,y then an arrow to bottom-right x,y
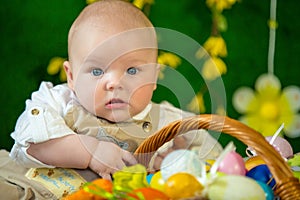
1,0 -> 222,199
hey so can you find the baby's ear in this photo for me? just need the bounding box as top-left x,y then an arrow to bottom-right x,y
63,61 -> 74,90
155,63 -> 161,75
156,63 -> 161,71
152,64 -> 161,91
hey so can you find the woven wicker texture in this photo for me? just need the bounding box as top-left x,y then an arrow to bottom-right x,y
134,114 -> 300,200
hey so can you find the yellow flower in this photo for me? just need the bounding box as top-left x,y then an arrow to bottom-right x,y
132,0 -> 154,9
47,57 -> 67,82
206,0 -> 237,12
201,56 -> 227,81
86,0 -> 99,4
203,36 -> 227,57
233,73 -> 300,137
187,92 -> 206,113
157,52 -> 181,79
158,52 -> 181,68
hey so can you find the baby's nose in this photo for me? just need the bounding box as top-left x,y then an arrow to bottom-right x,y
105,73 -> 123,90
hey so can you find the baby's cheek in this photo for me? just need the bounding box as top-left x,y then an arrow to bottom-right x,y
74,76 -> 98,113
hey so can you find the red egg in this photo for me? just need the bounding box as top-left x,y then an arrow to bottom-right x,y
217,151 -> 246,175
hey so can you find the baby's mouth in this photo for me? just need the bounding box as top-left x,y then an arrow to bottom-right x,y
105,98 -> 128,109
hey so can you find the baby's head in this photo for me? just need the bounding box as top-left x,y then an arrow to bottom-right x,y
64,0 -> 159,122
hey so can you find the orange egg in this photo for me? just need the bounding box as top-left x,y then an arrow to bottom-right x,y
164,173 -> 203,199
63,190 -> 94,200
128,187 -> 170,200
63,178 -> 113,200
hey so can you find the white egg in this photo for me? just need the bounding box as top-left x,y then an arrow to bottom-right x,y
160,149 -> 205,181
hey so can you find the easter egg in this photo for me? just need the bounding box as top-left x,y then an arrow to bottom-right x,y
217,151 -> 246,175
256,181 -> 274,200
246,164 -> 276,188
65,178 -> 113,200
244,156 -> 266,171
149,171 -> 165,192
146,174 -> 153,184
205,159 -> 215,171
160,149 -> 205,181
208,175 -> 266,200
128,187 -> 169,200
164,172 -> 204,199
266,136 -> 293,158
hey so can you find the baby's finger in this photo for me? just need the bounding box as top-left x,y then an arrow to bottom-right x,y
173,136 -> 188,149
153,155 -> 163,170
116,160 -> 126,170
99,172 -> 112,181
122,150 -> 137,165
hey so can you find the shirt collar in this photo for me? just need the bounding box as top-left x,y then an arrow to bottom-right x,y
132,103 -> 152,121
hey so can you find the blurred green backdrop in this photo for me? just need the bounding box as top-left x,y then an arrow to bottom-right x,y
1,0 -> 299,155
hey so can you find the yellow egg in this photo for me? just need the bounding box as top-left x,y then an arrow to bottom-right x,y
205,159 -> 215,171
150,171 -> 165,192
245,156 -> 265,171
164,172 -> 204,199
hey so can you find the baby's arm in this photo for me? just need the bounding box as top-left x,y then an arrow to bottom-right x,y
27,134 -> 96,169
10,82 -> 136,179
27,134 -> 137,180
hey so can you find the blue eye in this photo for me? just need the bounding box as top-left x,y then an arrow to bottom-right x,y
91,68 -> 104,76
127,67 -> 138,75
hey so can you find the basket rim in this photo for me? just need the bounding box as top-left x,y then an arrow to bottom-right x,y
134,114 -> 300,199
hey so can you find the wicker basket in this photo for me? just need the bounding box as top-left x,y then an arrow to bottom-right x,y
134,114 -> 300,200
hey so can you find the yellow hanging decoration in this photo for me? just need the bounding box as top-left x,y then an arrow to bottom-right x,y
47,57 -> 67,82
206,0 -> 238,12
132,0 -> 154,9
268,19 -> 278,29
188,0 -> 237,113
157,52 -> 181,80
187,92 -> 206,113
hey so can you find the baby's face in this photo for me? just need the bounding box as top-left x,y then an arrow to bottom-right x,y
66,24 -> 158,122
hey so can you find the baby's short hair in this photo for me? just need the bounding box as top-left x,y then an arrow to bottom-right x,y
68,0 -> 154,58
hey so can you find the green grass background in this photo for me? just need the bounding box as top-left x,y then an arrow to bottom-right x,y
1,0 -> 299,155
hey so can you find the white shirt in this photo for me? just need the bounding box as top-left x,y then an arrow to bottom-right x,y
10,81 -> 202,168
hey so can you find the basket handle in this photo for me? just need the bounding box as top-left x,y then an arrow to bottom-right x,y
134,114 -> 300,200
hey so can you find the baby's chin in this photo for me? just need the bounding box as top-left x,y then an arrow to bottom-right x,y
97,111 -> 134,123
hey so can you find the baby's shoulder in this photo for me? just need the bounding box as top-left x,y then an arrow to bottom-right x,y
32,82 -> 75,100
36,81 -> 73,96
29,82 -> 79,113
156,101 -> 194,117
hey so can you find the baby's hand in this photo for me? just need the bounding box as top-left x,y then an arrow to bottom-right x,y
88,141 -> 137,180
150,130 -> 223,171
151,135 -> 189,171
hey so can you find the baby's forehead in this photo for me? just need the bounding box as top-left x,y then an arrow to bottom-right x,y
70,22 -> 157,63
84,29 -> 157,60
68,1 -> 157,68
